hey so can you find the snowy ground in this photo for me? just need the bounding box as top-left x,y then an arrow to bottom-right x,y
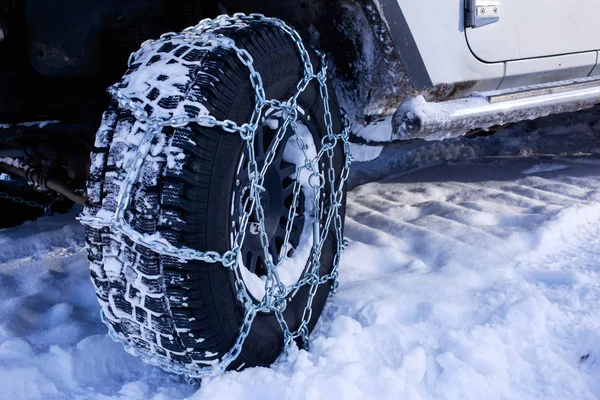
2,107 -> 600,399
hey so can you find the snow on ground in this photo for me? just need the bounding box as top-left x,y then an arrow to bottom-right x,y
2,107 -> 600,399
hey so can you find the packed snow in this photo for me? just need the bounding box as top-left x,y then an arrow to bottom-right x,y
2,106 -> 600,399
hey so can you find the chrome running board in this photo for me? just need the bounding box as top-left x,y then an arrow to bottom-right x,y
392,77 -> 600,141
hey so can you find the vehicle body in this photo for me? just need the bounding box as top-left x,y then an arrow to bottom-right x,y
1,0 -> 599,377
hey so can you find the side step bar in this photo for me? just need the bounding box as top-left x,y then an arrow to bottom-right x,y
392,77 -> 600,141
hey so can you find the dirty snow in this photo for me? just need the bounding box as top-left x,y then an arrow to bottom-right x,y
2,107 -> 600,399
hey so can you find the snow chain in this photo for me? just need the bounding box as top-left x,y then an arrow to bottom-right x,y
0,190 -> 54,215
79,13 -> 351,378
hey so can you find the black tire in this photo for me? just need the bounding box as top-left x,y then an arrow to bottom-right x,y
84,21 -> 346,374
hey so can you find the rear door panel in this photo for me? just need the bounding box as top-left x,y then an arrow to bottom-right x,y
466,0 -> 600,62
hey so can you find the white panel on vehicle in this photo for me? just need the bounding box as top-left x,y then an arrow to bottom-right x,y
500,52 -> 597,89
465,0 -> 600,62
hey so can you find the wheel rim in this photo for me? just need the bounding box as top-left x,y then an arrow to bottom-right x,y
230,107 -> 320,301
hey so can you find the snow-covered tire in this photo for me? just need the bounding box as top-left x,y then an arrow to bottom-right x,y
84,22 -> 346,373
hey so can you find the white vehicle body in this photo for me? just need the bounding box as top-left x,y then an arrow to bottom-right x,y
390,0 -> 600,90
368,0 -> 600,141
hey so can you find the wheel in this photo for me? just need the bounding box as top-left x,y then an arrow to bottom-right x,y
84,16 -> 348,375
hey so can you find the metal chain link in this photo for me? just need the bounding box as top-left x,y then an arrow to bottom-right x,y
0,190 -> 54,215
78,13 -> 352,378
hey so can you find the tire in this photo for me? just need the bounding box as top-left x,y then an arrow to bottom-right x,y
84,20 -> 346,374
